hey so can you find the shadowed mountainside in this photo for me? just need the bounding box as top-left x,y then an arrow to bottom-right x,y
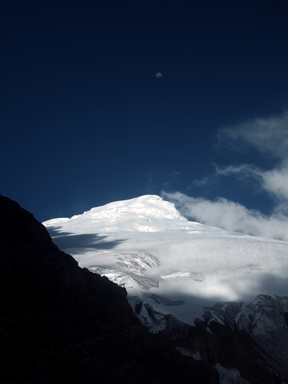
0,195 -> 218,384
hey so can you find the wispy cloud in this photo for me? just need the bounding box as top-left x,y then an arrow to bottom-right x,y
162,191 -> 288,240
163,111 -> 288,241
188,176 -> 212,188
261,163 -> 288,201
217,111 -> 288,159
215,162 -> 288,201
216,110 -> 288,202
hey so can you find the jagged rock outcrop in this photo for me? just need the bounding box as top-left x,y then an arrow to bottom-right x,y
174,317 -> 281,384
129,292 -> 287,382
3,194 -> 286,383
174,297 -> 288,383
0,195 -> 219,384
129,296 -> 189,338
206,295 -> 288,382
236,295 -> 288,380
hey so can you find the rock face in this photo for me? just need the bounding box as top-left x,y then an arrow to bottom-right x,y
129,291 -> 288,382
175,316 -> 281,384
129,296 -> 190,338
0,195 -> 219,384
204,295 -> 288,382
1,195 -> 287,384
174,296 -> 288,384
236,295 -> 288,381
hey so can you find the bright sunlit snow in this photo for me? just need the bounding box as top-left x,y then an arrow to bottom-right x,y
43,195 -> 288,325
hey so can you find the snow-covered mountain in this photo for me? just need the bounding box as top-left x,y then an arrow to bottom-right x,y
43,195 -> 288,322
43,195 -> 288,381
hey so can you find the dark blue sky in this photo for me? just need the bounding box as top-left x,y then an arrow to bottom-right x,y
1,0 -> 288,222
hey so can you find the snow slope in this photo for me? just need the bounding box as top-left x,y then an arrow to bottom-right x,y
43,195 -> 288,326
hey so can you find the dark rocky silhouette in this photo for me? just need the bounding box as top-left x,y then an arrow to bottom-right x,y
175,317 -> 283,384
0,195 -> 218,384
1,195 -> 285,384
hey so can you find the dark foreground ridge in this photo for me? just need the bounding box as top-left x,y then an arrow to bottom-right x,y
0,195 -> 218,384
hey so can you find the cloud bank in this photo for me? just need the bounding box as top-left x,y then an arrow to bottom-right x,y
162,191 -> 288,240
164,111 -> 288,240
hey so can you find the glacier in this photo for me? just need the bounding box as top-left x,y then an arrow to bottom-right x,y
43,194 -> 288,325
43,195 -> 288,381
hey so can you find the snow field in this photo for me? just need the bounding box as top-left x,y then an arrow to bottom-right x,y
43,195 -> 288,324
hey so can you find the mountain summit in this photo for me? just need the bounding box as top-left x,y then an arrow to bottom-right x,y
44,194 -> 288,322
1,194 -> 222,384
43,195 -> 288,381
1,194 -> 287,382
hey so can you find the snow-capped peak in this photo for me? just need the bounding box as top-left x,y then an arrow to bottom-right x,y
81,195 -> 182,221
43,195 -> 288,326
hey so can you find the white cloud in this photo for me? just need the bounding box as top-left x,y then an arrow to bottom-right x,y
162,191 -> 288,241
216,111 -> 288,207
261,163 -> 288,200
217,111 -> 288,159
214,163 -> 263,184
189,176 -> 211,187
163,111 -> 288,241
215,160 -> 288,202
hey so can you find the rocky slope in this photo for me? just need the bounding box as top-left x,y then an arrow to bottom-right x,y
1,194 -> 287,383
0,195 -> 219,384
203,295 -> 288,382
42,194 -> 288,382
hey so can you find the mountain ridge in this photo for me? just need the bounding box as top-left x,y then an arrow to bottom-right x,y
43,195 -> 288,320
1,194 -> 287,382
0,194 -> 221,383
42,194 -> 288,382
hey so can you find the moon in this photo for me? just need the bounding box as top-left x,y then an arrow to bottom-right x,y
156,73 -> 162,78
